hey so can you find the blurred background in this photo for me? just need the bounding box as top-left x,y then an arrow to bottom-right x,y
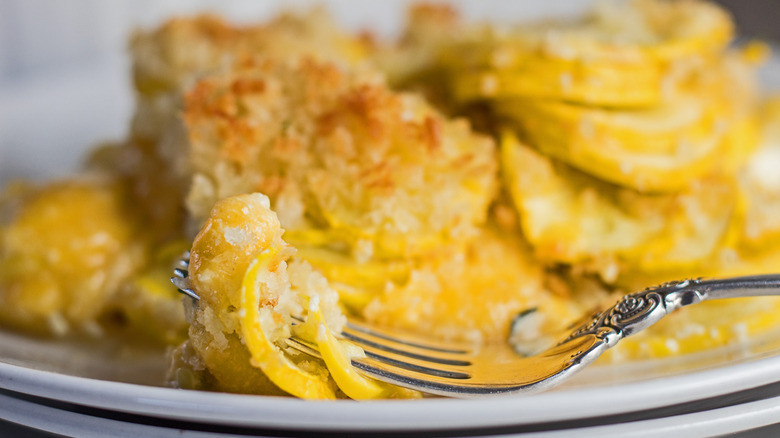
0,0 -> 596,82
0,0 -> 778,182
1,0 -> 777,84
0,0 -> 590,181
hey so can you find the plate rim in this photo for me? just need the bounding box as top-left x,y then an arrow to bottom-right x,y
3,385 -> 780,438
3,352 -> 780,432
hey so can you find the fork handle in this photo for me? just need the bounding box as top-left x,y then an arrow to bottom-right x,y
544,274 -> 780,396
695,274 -> 780,301
564,273 -> 780,345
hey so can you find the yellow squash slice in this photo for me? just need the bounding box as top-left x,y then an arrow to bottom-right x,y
307,303 -> 421,399
240,252 -> 338,399
445,0 -> 733,107
495,51 -> 759,192
452,59 -> 662,108
498,95 -> 724,192
500,131 -> 736,281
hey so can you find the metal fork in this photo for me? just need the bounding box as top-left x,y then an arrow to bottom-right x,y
171,254 -> 780,397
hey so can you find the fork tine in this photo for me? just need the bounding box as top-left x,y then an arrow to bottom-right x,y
351,346 -> 542,397
173,267 -> 189,279
284,337 -> 322,359
344,320 -> 472,355
287,314 -> 474,376
341,330 -> 472,366
171,279 -> 200,300
285,331 -> 541,396
171,252 -> 201,300
292,314 -> 473,364
350,355 -> 475,393
285,332 -> 472,380
357,348 -> 471,379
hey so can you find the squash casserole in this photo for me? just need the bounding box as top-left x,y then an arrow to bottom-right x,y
1,0 -> 780,399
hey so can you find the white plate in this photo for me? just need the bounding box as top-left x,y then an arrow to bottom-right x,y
4,382 -> 780,438
3,325 -> 780,433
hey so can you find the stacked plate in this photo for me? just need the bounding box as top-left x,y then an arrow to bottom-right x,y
3,323 -> 780,437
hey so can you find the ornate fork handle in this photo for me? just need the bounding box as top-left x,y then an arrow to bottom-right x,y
563,274 -> 780,349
